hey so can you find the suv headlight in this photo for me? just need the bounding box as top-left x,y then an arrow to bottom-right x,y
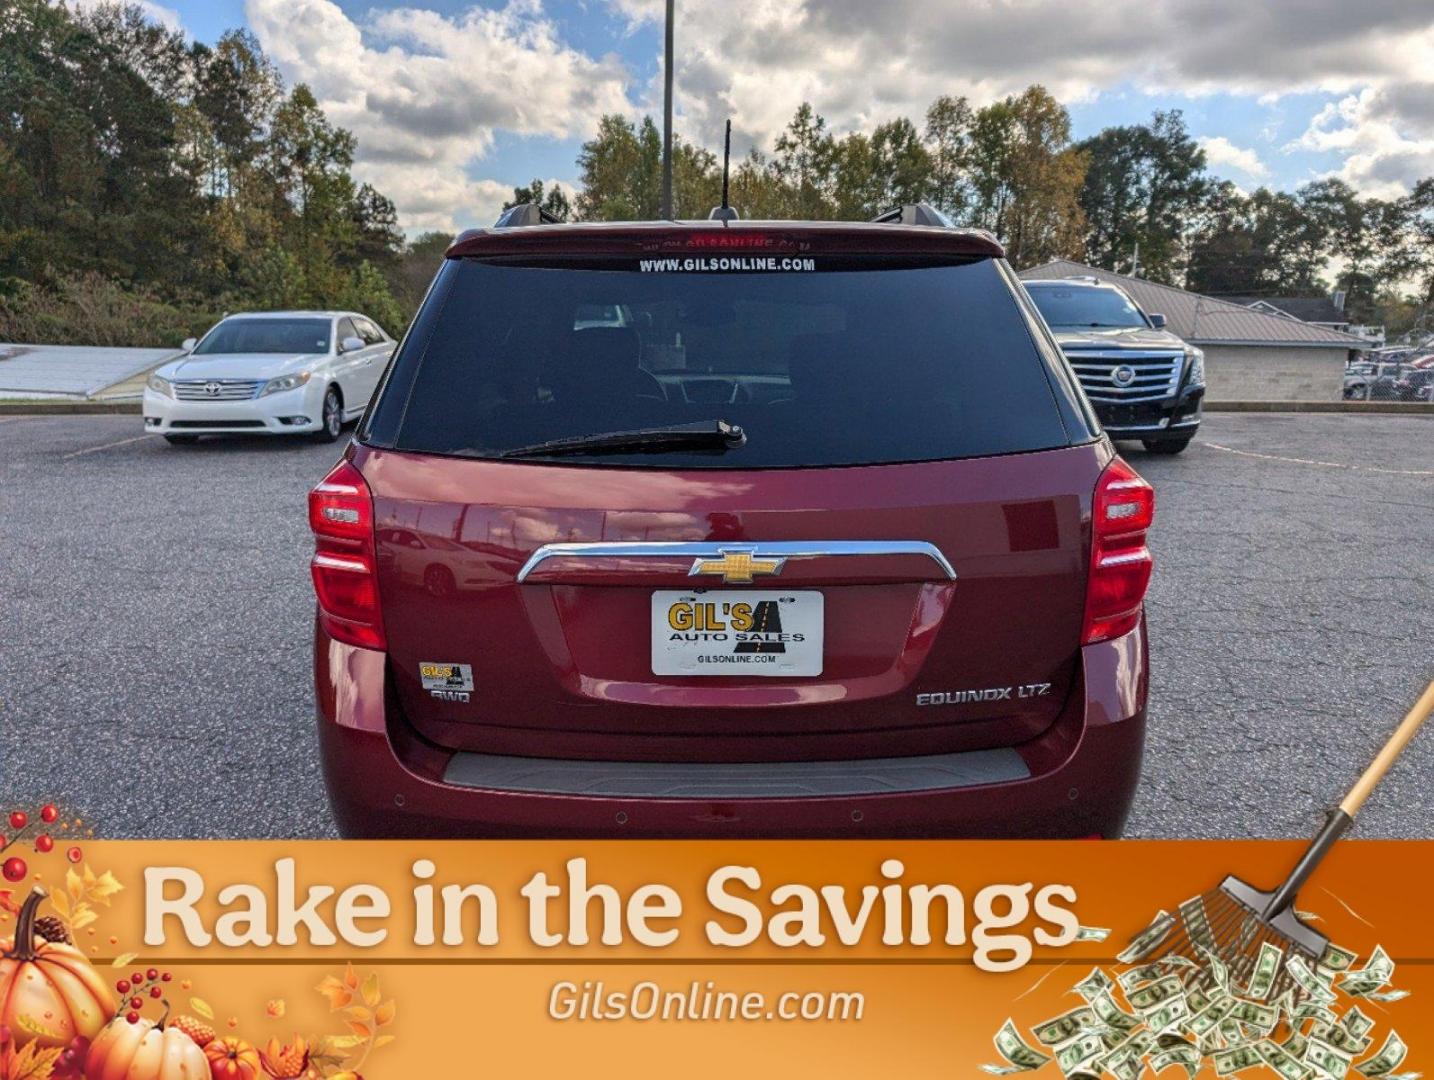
146,374 -> 172,397
1184,347 -> 1205,387
261,372 -> 312,396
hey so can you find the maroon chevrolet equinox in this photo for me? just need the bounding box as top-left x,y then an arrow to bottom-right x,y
309,203 -> 1155,838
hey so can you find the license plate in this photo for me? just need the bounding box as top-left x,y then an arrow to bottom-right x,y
651,590 -> 823,676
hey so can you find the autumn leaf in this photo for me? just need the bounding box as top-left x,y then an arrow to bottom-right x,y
344,1020 -> 371,1040
86,869 -> 123,905
265,999 -> 285,1019
342,963 -> 359,990
190,997 -> 215,1020
65,869 -> 83,904
13,1014 -> 63,1041
1,1040 -> 64,1080
110,952 -> 137,968
71,908 -> 98,931
342,1006 -> 371,1025
315,975 -> 353,1011
47,891 -> 69,920
360,972 -> 380,1008
373,1000 -> 395,1027
372,1034 -> 396,1049
0,890 -> 19,917
321,1035 -> 365,1053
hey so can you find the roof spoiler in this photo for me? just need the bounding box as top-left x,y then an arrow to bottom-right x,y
871,202 -> 954,228
493,202 -> 563,228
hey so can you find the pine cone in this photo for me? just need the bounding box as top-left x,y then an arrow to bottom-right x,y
33,915 -> 70,944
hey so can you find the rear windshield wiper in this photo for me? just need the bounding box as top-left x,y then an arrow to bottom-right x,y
496,420 -> 747,459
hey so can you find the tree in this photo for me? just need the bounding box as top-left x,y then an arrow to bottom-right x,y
1077,111 -> 1208,282
924,95 -> 976,220
967,86 -> 1088,266
505,178 -> 572,221
574,115 -> 661,221
771,103 -> 837,219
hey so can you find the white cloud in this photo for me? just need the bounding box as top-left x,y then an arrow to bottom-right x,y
243,0 -> 1434,229
245,0 -> 632,232
1199,136 -> 1269,179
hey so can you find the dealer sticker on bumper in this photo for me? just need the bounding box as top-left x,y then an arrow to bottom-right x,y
651,591 -> 823,677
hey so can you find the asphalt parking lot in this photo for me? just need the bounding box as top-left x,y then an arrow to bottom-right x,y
1,412 -> 1431,839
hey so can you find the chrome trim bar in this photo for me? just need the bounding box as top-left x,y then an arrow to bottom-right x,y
516,540 -> 956,583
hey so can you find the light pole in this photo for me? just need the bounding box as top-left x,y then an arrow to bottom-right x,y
660,0 -> 675,219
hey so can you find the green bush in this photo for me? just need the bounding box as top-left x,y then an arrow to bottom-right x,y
0,274 -> 222,348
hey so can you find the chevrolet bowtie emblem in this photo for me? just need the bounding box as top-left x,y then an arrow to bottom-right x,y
688,546 -> 785,584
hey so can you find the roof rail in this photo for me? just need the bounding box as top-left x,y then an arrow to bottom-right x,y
871,202 -> 954,228
493,202 -> 562,228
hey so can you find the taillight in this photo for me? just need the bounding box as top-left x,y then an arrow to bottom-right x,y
308,460 -> 385,650
1082,457 -> 1154,645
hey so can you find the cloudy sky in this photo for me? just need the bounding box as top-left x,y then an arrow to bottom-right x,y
135,0 -> 1434,233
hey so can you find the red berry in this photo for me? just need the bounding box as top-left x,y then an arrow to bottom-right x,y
66,846 -> 82,864
40,805 -> 58,824
161,972 -> 172,982
131,972 -> 143,985
129,997 -> 143,1010
116,980 -> 130,994
149,986 -> 162,999
35,834 -> 53,853
8,811 -> 26,831
146,968 -> 158,981
126,1012 -> 139,1024
1,857 -> 26,882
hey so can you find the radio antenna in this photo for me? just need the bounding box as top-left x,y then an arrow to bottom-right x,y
709,119 -> 739,221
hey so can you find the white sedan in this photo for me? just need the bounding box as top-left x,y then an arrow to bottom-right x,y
143,311 -> 395,444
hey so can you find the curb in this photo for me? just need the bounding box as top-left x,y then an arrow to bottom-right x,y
1204,401 -> 1434,414
0,401 -> 141,415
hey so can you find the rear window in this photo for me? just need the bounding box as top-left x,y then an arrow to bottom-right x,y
194,318 -> 331,355
366,258 -> 1073,468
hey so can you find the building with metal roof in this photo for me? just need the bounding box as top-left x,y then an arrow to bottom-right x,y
1019,260 -> 1369,401
0,344 -> 181,401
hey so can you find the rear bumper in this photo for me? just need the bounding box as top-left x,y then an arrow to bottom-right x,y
314,617 -> 1149,839
1096,386 -> 1204,441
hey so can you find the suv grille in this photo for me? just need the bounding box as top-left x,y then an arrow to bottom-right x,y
1066,350 -> 1184,404
173,379 -> 263,401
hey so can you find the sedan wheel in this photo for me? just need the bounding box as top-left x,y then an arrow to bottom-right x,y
314,387 -> 343,443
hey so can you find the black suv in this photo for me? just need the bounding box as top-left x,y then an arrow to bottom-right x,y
1024,278 -> 1204,454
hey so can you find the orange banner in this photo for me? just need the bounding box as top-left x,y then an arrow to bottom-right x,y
0,840 -> 1427,1078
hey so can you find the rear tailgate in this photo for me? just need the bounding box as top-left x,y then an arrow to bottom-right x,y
359,441 -> 1106,761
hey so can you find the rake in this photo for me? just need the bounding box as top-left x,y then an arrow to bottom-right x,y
1133,678 -> 1434,1002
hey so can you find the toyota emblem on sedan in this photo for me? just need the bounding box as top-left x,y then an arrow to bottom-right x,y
1112,365 -> 1136,387
204,381 -> 222,396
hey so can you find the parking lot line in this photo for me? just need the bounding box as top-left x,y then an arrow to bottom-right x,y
1204,441 -> 1434,477
61,432 -> 155,459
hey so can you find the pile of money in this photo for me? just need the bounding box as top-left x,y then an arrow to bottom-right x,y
983,904 -> 1415,1080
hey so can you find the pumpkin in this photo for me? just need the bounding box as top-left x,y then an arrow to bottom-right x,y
0,887 -> 115,1049
85,1013 -> 209,1080
204,1036 -> 262,1080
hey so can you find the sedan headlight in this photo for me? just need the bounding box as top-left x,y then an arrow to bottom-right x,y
1184,347 -> 1205,387
146,374 -> 172,397
260,371 -> 312,396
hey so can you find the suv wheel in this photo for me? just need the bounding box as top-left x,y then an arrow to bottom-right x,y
1141,437 -> 1191,455
314,386 -> 344,443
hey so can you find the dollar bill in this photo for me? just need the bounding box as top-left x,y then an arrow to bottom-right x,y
1307,1037 -> 1354,1079
1091,991 -> 1141,1034
1342,1008 -> 1375,1040
1056,1033 -> 1107,1076
1288,955 -> 1339,1005
1074,967 -> 1114,1002
1229,999 -> 1279,1033
1076,925 -> 1112,942
1214,1045 -> 1263,1075
1362,989 -> 1409,1003
1128,975 -> 1185,1014
1259,1039 -> 1313,1080
1146,997 -> 1191,1034
1151,1044 -> 1200,1078
1179,895 -> 1217,952
1246,941 -> 1284,1001
1187,997 -> 1237,1039
984,1019 -> 1053,1074
1340,947 -> 1394,997
1200,946 -> 1232,993
1320,943 -> 1358,973
1312,1021 -> 1373,1056
1034,1007 -> 1099,1047
1355,1032 -> 1407,1078
1119,911 -> 1176,964
1283,1032 -> 1310,1059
